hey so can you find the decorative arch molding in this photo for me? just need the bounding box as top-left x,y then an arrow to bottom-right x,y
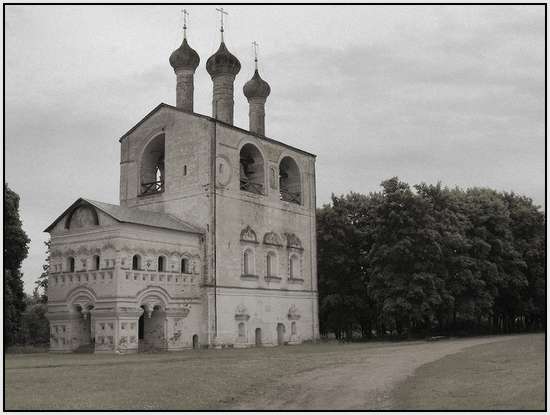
76,246 -> 90,256
237,137 -> 267,160
240,226 -> 258,244
263,231 -> 282,247
284,233 -> 303,250
287,304 -> 301,321
102,242 -> 116,251
66,286 -> 98,309
135,286 -> 171,309
277,152 -> 303,174
64,203 -> 100,230
235,304 -> 250,321
137,129 -> 166,165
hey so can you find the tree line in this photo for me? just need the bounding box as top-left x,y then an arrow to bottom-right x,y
4,179 -> 546,347
317,177 -> 546,340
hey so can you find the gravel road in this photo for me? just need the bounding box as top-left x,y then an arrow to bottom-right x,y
232,335 -> 522,410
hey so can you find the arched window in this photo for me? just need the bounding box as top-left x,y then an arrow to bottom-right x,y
93,255 -> 100,270
181,258 -> 189,274
291,321 -> 297,335
243,249 -> 255,276
132,255 -> 141,271
266,252 -> 277,277
289,255 -> 300,279
240,143 -> 265,195
67,257 -> 75,272
238,322 -> 245,338
157,256 -> 165,272
140,134 -> 165,195
279,156 -> 301,204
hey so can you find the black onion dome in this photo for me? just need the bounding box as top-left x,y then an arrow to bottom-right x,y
169,38 -> 200,71
243,69 -> 271,99
206,42 -> 241,78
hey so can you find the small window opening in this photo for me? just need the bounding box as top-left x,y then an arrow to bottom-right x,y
157,256 -> 165,272
67,257 -> 75,272
132,255 -> 141,271
93,255 -> 100,270
181,258 -> 189,274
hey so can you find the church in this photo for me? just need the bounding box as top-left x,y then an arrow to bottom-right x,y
44,14 -> 319,352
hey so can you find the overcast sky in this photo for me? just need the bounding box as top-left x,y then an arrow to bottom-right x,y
5,5 -> 545,293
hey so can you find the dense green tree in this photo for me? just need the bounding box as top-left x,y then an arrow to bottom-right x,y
317,178 -> 545,339
317,192 -> 380,339
367,178 -> 445,336
4,183 -> 31,346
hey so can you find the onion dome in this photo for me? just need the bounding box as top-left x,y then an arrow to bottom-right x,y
169,38 -> 200,71
243,69 -> 271,100
206,42 -> 241,78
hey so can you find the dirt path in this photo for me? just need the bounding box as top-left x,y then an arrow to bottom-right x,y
232,335 -> 522,410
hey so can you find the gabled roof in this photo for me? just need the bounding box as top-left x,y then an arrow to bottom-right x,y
44,198 -> 204,234
118,103 -> 316,158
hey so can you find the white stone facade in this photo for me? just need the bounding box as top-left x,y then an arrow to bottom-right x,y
45,38 -> 319,353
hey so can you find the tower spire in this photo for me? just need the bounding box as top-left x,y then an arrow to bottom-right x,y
216,7 -> 228,42
182,9 -> 189,39
252,41 -> 259,70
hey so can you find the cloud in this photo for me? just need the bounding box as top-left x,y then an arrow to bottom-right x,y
4,5 -> 545,293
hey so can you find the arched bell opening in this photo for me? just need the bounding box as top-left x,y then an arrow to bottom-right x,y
240,143 -> 265,195
279,156 -> 301,204
140,134 -> 165,196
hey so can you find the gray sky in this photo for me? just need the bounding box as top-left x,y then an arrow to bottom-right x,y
5,5 -> 545,294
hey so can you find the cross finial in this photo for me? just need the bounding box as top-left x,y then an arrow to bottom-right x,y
182,9 -> 189,39
252,41 -> 259,70
216,7 -> 228,42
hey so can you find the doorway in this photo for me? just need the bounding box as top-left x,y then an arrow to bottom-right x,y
192,334 -> 199,349
255,328 -> 262,346
138,306 -> 145,340
276,323 -> 285,346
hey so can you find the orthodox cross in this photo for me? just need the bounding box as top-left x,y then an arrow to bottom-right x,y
252,41 -> 259,70
216,7 -> 228,41
181,9 -> 189,39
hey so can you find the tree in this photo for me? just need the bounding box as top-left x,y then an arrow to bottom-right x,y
316,178 -> 545,339
367,178 -> 444,336
317,192 -> 380,339
34,240 -> 50,303
4,183 -> 31,346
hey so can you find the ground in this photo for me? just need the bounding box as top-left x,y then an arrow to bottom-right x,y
4,333 -> 544,410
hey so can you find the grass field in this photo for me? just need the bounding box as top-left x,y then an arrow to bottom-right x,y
4,333 -> 545,410
392,333 -> 546,410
